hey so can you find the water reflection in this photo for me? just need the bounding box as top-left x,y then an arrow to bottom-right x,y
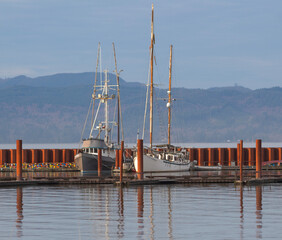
1,182 -> 277,239
137,187 -> 144,238
149,186 -> 155,240
256,186 -> 262,239
16,187 -> 23,238
238,185 -> 263,240
117,186 -> 124,239
167,186 -> 173,240
240,186 -> 244,240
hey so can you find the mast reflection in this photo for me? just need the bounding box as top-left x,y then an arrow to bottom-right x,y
16,187 -> 23,238
149,186 -> 155,240
168,186 -> 173,240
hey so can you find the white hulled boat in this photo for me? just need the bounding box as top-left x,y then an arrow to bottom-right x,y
133,5 -> 192,173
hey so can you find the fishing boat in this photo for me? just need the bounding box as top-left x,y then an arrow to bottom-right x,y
133,5 -> 193,172
75,44 -> 124,172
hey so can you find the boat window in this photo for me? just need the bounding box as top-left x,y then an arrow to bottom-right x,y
94,148 -> 97,153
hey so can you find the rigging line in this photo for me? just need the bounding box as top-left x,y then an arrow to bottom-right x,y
154,49 -> 167,143
172,52 -> 185,144
92,43 -> 100,127
100,47 -> 103,86
118,92 -> 124,141
112,42 -> 121,145
155,90 -> 167,143
89,85 -> 106,137
111,94 -> 118,142
79,98 -> 93,148
142,47 -> 153,140
89,100 -> 102,138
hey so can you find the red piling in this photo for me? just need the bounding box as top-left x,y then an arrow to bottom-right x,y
137,139 -> 143,179
115,149 -> 119,169
228,148 -> 235,166
208,148 -> 214,166
237,143 -> 240,166
42,149 -> 47,163
0,150 -> 4,165
248,148 -> 255,166
10,149 -> 16,164
256,139 -> 262,179
189,148 -> 195,162
240,140 -> 243,182
52,149 -> 59,163
198,148 -> 204,166
119,141 -> 124,183
218,148 -> 224,166
98,149 -> 102,176
16,140 -> 22,181
279,148 -> 282,161
62,149 -> 66,163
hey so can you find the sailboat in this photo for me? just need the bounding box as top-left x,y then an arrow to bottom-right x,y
75,44 -> 123,172
133,5 -> 193,172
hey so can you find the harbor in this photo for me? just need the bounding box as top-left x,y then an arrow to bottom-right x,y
1,1 -> 282,239
0,139 -> 282,187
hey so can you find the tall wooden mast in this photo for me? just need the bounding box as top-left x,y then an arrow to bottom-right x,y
149,3 -> 154,149
112,42 -> 120,145
168,45 -> 172,145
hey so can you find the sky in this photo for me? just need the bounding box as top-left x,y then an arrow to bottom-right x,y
1,0 -> 282,89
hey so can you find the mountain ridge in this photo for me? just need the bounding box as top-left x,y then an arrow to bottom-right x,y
1,72 -> 282,144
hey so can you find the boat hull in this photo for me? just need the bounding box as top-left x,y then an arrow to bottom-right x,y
134,154 -> 191,172
75,152 -> 115,172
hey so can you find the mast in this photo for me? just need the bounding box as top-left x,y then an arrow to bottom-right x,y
168,45 -> 172,145
149,3 -> 154,149
91,43 -> 100,127
104,70 -> 109,145
112,42 -> 120,146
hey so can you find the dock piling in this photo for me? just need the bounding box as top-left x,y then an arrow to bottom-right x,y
137,139 -> 143,179
16,140 -> 22,181
119,141 -> 124,183
240,140 -> 243,182
98,149 -> 102,176
115,149 -> 119,169
237,143 -> 240,166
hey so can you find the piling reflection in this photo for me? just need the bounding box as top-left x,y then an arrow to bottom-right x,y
239,186 -> 244,240
256,186 -> 262,239
117,186 -> 124,239
16,187 -> 23,238
137,187 -> 144,238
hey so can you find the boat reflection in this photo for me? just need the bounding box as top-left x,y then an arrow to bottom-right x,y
16,187 -> 23,238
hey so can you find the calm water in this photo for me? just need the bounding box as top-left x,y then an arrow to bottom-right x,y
1,183 -> 282,239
